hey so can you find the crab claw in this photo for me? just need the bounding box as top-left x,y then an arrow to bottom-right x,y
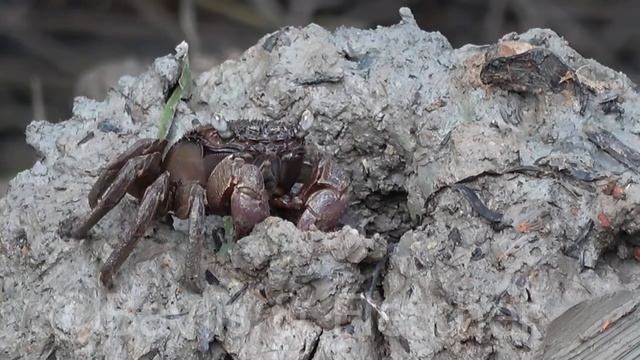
298,189 -> 349,231
231,167 -> 271,237
297,158 -> 349,231
206,155 -> 270,237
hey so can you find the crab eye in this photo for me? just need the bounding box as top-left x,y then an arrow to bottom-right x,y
296,109 -> 314,138
212,114 -> 232,139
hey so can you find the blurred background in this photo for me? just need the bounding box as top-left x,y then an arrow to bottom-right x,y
1,0 -> 639,196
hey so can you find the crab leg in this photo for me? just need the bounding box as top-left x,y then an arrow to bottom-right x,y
89,139 -> 166,208
181,183 -> 207,294
100,172 -> 170,288
69,153 -> 162,239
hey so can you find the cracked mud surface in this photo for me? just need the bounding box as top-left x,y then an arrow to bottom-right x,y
2,7 -> 640,360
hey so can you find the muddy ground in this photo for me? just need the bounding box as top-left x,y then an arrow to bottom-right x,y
2,7 -> 640,360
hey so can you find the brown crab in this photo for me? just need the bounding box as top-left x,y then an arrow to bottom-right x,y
62,110 -> 349,292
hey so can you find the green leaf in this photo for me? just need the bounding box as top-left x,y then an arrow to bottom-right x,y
157,49 -> 192,140
217,216 -> 236,256
179,55 -> 192,100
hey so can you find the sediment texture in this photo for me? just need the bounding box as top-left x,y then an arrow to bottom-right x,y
2,8 -> 640,360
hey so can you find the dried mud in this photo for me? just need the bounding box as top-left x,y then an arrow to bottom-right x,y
2,8 -> 640,360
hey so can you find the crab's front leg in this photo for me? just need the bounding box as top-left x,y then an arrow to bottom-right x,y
273,158 -> 349,231
206,155 -> 270,238
89,139 -> 167,208
100,172 -> 171,287
62,139 -> 166,240
178,183 -> 207,293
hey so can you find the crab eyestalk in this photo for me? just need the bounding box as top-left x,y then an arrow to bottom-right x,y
296,109 -> 314,138
212,114 -> 233,139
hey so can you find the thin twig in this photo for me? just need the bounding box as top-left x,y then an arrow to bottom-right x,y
179,0 -> 201,55
30,76 -> 46,121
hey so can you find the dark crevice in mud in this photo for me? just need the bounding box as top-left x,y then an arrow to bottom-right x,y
138,348 -> 160,360
372,253 -> 393,358
369,310 -> 391,359
376,321 -> 391,359
45,350 -> 57,360
619,231 -> 640,249
200,340 -> 233,360
360,244 -> 391,314
357,189 -> 413,241
356,243 -> 393,358
346,180 -> 411,358
306,330 -> 322,360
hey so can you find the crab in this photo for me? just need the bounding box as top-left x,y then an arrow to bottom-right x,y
62,110 -> 349,292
